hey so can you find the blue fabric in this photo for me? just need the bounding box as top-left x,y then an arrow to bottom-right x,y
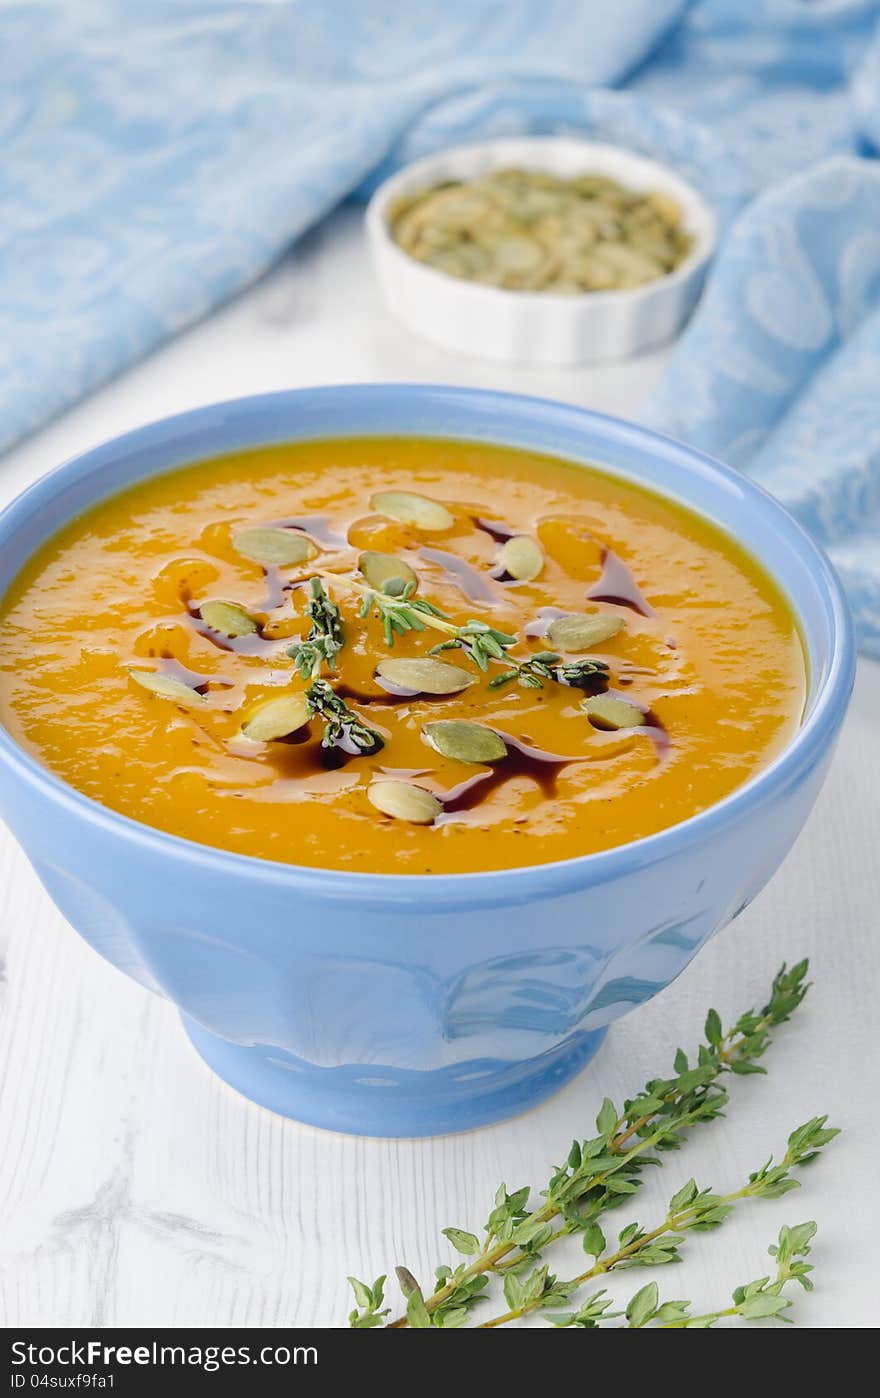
2,2 -> 880,651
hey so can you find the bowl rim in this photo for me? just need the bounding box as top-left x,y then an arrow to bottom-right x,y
0,383 -> 855,906
365,135 -> 717,308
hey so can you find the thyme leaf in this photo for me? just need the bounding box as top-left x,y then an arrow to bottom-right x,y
305,679 -> 383,755
606,1219 -> 820,1328
427,621 -> 518,671
287,577 -> 345,680
347,1275 -> 389,1329
487,652 -> 611,692
357,579 -> 455,646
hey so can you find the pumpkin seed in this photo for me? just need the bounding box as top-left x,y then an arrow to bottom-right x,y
582,694 -> 645,730
200,600 -> 259,637
425,188 -> 493,231
128,669 -> 206,706
241,691 -> 310,742
493,235 -> 544,274
370,490 -> 454,533
233,527 -> 318,567
423,719 -> 508,764
592,242 -> 664,288
359,550 -> 419,594
376,656 -> 474,695
498,534 -> 544,582
647,191 -> 682,226
547,612 -> 624,652
569,254 -> 618,291
368,780 -> 442,825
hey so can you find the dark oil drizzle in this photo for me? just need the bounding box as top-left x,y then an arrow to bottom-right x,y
640,710 -> 670,760
434,732 -> 587,820
489,565 -> 523,586
258,566 -> 291,612
319,727 -> 385,770
434,712 -> 669,823
272,515 -> 349,549
479,519 -> 653,613
472,516 -> 529,588
337,681 -> 411,707
186,606 -> 288,659
370,675 -> 460,704
234,518 -> 332,610
585,692 -> 670,760
500,731 -> 590,788
260,708 -> 386,774
473,517 -> 517,543
376,765 -> 433,780
524,606 -> 567,638
154,655 -> 231,694
419,547 -> 500,604
588,548 -> 654,616
274,727 -> 312,747
432,770 -> 495,816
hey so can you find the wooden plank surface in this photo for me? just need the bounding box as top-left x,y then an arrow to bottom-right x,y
1,207 -> 877,1329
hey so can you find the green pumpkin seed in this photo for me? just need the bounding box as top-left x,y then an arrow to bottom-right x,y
200,600 -> 259,638
427,189 -> 493,231
498,534 -> 543,582
241,691 -> 310,742
359,550 -> 419,594
370,490 -> 454,533
368,780 -> 442,825
582,694 -> 645,730
376,656 -> 474,696
592,242 -> 664,288
547,612 -> 624,652
233,527 -> 318,567
493,235 -> 544,274
128,669 -> 206,706
423,719 -> 508,764
646,191 -> 682,226
569,255 -> 618,291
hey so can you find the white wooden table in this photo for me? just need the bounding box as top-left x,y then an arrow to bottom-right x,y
1,206 -> 877,1330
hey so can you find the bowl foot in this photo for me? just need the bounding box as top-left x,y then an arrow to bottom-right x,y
180,1015 -> 608,1138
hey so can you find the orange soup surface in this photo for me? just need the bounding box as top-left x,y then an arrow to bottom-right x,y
0,439 -> 806,874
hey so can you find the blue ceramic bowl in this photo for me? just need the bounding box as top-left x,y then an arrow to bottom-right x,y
0,386 -> 855,1137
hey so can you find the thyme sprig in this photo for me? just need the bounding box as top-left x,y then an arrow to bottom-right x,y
354,577 -> 516,669
305,679 -> 383,755
486,652 -> 611,692
601,1220 -> 819,1328
477,1115 -> 837,1328
324,572 -> 608,690
348,1276 -> 389,1330
356,579 -> 459,648
347,960 -> 812,1329
427,626 -> 521,673
287,578 -> 345,680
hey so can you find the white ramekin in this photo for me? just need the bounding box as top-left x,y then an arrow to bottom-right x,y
366,137 -> 716,365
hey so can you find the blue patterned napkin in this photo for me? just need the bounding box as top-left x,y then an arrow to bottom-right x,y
2,1 -> 879,649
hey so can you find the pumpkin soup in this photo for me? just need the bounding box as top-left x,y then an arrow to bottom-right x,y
0,438 -> 806,874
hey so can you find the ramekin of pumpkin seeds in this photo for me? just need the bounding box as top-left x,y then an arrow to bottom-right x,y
366,137 -> 715,364
388,169 -> 692,294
